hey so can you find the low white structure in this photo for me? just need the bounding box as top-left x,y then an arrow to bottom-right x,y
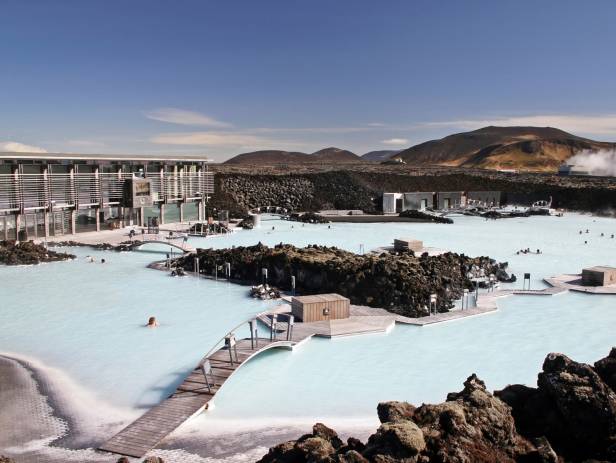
382,193 -> 403,214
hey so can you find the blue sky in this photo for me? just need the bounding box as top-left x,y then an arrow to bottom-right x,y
2,0 -> 616,161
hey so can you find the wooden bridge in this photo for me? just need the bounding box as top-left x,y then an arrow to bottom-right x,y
99,313 -> 309,458
136,234 -> 195,253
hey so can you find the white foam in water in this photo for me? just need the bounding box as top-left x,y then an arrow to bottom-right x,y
1,213 -> 616,457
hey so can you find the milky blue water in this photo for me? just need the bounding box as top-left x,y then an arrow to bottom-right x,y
1,213 -> 616,428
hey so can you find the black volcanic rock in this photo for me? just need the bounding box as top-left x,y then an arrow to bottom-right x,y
0,240 -> 75,265
260,350 -> 616,462
177,243 -> 512,317
497,350 -> 616,462
258,369 -> 565,463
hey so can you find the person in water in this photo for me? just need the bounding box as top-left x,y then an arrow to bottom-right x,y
147,316 -> 158,328
101,258 -> 106,264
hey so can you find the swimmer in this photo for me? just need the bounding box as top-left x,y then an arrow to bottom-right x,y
584,241 -> 588,244
536,249 -> 541,254
101,258 -> 106,263
612,234 -> 614,239
601,233 -> 605,237
86,255 -> 94,263
146,316 -> 159,328
272,226 -> 275,230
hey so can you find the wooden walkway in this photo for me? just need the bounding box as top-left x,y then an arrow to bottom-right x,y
100,284 -> 573,458
99,336 -> 296,458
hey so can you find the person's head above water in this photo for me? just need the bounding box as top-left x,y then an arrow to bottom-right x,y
147,316 -> 158,327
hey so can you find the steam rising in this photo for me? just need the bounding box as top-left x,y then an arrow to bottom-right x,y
567,149 -> 616,177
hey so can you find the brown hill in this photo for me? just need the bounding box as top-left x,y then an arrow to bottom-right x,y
224,147 -> 361,165
394,126 -> 613,171
310,147 -> 360,162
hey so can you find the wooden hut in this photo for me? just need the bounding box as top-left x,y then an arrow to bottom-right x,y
291,294 -> 350,322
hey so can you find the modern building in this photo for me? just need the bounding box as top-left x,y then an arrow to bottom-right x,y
382,193 -> 404,214
403,192 -> 434,211
435,191 -> 463,210
382,190 -> 501,212
0,152 -> 214,241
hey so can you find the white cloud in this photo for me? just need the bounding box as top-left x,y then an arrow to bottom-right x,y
151,131 -> 293,149
66,139 -> 104,147
0,141 -> 47,153
382,138 -> 409,146
420,114 -> 616,136
144,108 -> 232,128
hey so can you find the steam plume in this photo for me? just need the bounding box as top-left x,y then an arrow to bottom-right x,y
567,148 -> 616,176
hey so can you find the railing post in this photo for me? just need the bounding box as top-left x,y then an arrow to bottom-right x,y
286,314 -> 294,341
249,319 -> 258,349
270,314 -> 278,341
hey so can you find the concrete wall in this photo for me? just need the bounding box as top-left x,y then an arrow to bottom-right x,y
436,191 -> 463,209
403,192 -> 434,211
383,193 -> 403,214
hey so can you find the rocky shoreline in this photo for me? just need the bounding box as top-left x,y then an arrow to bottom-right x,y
209,167 -> 616,217
0,240 -> 76,265
176,243 -> 513,317
259,348 -> 616,463
47,240 -> 143,252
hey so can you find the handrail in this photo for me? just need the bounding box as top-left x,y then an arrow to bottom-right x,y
197,309 -> 274,366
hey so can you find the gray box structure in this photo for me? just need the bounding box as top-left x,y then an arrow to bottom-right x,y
394,238 -> 424,252
403,192 -> 434,211
582,266 -> 616,287
436,191 -> 462,209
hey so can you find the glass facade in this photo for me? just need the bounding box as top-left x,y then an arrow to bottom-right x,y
184,202 -> 199,222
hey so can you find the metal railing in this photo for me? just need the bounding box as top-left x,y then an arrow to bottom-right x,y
0,170 -> 214,213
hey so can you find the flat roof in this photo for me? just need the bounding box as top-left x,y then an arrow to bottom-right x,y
584,266 -> 616,272
0,151 -> 211,163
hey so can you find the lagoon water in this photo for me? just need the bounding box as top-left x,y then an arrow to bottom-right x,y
2,213 -> 616,436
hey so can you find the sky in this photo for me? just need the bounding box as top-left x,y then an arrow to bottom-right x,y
2,0 -> 616,161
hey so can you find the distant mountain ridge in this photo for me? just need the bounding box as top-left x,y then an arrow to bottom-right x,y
393,126 -> 613,171
361,149 -> 402,161
224,147 -> 361,164
223,126 -> 613,171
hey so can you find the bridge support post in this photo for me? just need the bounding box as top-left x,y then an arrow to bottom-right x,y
249,319 -> 258,349
159,203 -> 165,225
287,314 -> 294,341
179,203 -> 184,223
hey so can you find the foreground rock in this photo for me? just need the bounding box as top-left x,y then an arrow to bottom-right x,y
497,351 -> 616,462
177,243 -> 512,317
0,240 -> 75,265
260,349 -> 616,462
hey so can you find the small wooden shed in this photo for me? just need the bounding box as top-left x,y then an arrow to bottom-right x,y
291,293 -> 350,322
394,238 -> 424,252
582,266 -> 616,287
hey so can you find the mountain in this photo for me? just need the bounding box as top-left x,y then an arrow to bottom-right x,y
310,147 -> 361,162
361,150 -> 402,161
224,147 -> 361,164
223,150 -> 308,165
393,126 -> 613,171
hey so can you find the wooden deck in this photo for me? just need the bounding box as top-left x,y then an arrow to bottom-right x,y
545,274 -> 616,294
99,336 -> 294,458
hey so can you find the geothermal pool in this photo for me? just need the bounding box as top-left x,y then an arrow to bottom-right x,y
1,213 -> 616,445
